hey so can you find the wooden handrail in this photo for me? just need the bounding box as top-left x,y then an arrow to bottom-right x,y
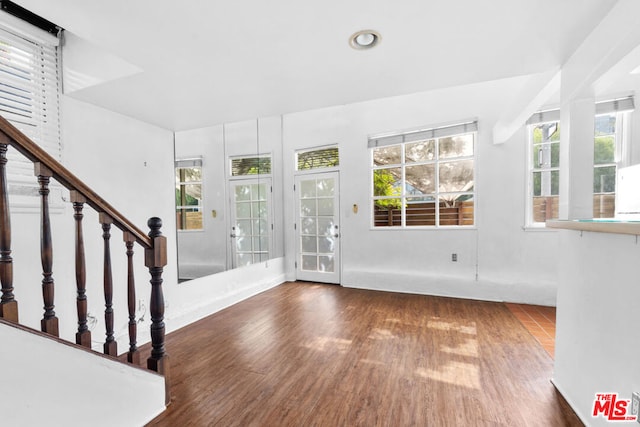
0,114 -> 170,404
0,116 -> 151,248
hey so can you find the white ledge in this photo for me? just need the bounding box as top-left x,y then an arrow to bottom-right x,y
546,219 -> 640,235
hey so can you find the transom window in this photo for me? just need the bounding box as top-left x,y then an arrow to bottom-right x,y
296,146 -> 339,171
370,121 -> 476,228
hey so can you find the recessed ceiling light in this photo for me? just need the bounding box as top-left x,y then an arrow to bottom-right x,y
349,30 -> 381,50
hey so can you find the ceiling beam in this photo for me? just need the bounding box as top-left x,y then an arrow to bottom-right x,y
492,68 -> 560,145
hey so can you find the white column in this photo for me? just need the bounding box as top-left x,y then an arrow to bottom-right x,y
559,97 -> 595,219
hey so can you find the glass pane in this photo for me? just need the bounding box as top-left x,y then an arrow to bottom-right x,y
439,160 -> 474,192
439,135 -> 473,158
301,217 -> 317,234
176,208 -> 203,230
236,220 -> 251,236
406,198 -> 435,226
258,253 -> 270,262
438,195 -> 474,226
317,178 -> 335,197
373,199 -> 401,227
258,236 -> 269,251
317,218 -> 334,236
176,184 -> 201,206
532,122 -> 560,143
236,202 -> 251,218
318,236 -> 334,253
373,145 -> 401,166
594,166 -> 616,193
405,140 -> 435,162
231,157 -> 272,176
318,255 -> 334,272
254,219 -> 268,235
550,142 -> 560,168
550,170 -> 559,196
297,147 -> 339,170
532,171 -> 542,197
595,114 -> 615,136
252,201 -> 267,218
236,253 -> 253,267
176,167 -> 201,182
235,185 -> 251,201
302,255 -> 317,271
300,180 -> 317,198
237,236 -> 252,252
405,164 -> 435,195
594,136 -> 615,165
254,184 -> 267,201
373,168 -> 401,197
301,236 -> 317,253
252,237 -> 262,252
318,198 -> 333,216
301,199 -> 316,216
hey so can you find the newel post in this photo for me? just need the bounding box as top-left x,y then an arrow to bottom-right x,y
145,217 -> 170,403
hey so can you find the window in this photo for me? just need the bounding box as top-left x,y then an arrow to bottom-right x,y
296,146 -> 339,171
175,159 -> 203,231
527,110 -> 560,225
593,97 -> 633,218
0,13 -> 61,206
370,121 -> 476,227
231,155 -> 271,176
526,97 -> 633,225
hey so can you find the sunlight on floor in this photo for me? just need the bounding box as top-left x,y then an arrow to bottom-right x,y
303,336 -> 353,353
416,361 -> 481,389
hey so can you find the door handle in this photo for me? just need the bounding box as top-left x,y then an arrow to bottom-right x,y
230,233 -> 236,238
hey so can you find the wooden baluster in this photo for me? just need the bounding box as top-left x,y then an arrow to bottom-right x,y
145,217 -> 170,404
35,163 -> 58,336
72,191 -> 91,347
100,213 -> 117,356
124,232 -> 139,364
0,140 -> 17,322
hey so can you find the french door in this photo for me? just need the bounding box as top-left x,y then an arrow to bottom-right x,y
294,171 -> 340,283
229,178 -> 272,268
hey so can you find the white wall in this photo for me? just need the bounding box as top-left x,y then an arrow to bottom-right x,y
0,321 -> 165,426
553,230 -> 640,425
282,77 -> 559,304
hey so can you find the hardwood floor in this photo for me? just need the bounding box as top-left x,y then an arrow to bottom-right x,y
145,282 -> 582,426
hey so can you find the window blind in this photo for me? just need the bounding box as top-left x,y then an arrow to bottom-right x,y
0,11 -> 61,211
0,16 -> 60,195
527,96 -> 635,125
368,120 -> 478,148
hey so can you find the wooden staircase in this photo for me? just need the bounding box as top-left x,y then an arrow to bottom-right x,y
0,115 -> 170,403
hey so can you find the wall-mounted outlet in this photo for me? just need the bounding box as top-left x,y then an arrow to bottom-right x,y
451,253 -> 457,262
632,391 -> 640,422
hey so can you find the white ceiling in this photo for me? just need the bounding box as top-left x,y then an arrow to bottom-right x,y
13,0 -> 618,131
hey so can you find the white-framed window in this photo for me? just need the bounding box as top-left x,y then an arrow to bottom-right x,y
175,158 -> 203,231
296,146 -> 339,171
0,12 -> 61,208
593,97 -> 633,218
525,97 -> 634,226
526,110 -> 560,226
369,120 -> 476,228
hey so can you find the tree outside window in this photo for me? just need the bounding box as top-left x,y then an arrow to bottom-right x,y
371,130 -> 475,227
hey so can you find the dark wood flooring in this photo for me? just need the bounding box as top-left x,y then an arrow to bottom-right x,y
145,282 -> 582,426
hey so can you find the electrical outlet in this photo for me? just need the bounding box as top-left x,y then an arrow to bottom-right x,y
632,391 -> 640,422
451,253 -> 457,262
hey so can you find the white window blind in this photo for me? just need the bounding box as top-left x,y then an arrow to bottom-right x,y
368,120 -> 478,149
0,15 -> 61,204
